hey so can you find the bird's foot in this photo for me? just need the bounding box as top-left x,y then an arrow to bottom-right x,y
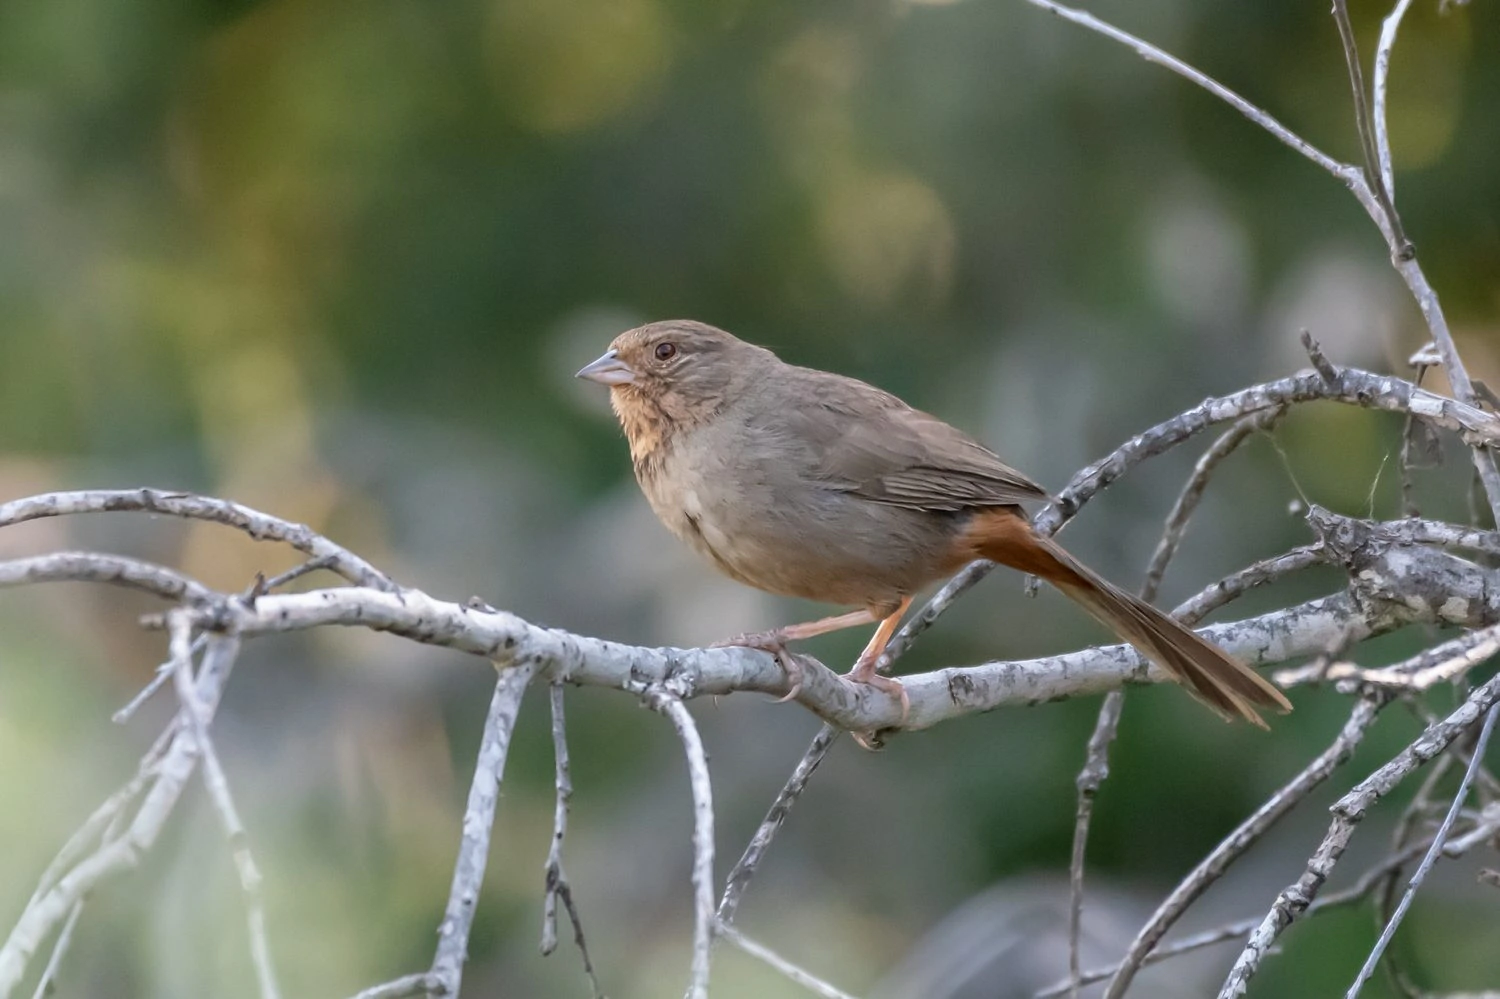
845,655 -> 909,750
711,629 -> 804,703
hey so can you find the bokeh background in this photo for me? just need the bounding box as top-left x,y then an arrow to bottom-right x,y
2,0 -> 1498,996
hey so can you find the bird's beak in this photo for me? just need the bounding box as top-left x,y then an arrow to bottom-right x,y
575,349 -> 638,386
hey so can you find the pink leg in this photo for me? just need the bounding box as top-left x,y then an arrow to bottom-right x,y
846,597 -> 913,729
712,609 -> 879,703
712,608 -> 878,650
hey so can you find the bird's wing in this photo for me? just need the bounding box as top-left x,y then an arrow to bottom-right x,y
781,367 -> 1051,512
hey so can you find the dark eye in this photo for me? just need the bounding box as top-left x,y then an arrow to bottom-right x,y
654,342 -> 677,361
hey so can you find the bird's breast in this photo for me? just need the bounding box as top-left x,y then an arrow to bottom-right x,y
636,424 -> 961,608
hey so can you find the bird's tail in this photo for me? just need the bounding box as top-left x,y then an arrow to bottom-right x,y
966,509 -> 1291,727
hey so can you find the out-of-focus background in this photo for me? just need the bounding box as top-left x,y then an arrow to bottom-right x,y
1,0 -> 1497,996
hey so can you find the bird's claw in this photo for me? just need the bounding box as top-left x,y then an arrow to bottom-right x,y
711,630 -> 803,703
710,628 -> 789,653
845,657 -> 909,751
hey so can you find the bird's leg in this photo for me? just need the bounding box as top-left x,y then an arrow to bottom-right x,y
846,596 -> 913,737
712,608 -> 877,702
713,608 -> 879,649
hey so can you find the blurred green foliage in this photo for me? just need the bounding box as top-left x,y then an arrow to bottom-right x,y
1,0 -> 1497,996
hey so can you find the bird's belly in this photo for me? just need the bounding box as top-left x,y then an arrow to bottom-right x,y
659,479 -> 958,610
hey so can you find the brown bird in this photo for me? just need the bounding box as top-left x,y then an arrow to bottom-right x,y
577,320 -> 1290,728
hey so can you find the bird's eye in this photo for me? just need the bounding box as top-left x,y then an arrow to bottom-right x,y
654,342 -> 678,362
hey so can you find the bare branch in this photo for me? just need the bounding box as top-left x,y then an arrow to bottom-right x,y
0,552 -> 214,604
348,973 -> 446,999
1353,516 -> 1500,559
427,664 -> 538,996
639,689 -> 714,999
0,634 -> 242,995
29,899 -> 84,999
1348,703 -> 1500,997
717,724 -> 841,928
1102,696 -> 1385,998
1015,0 -> 1351,179
0,489 -> 395,591
1219,671 -> 1500,997
1070,406 -> 1283,995
1011,0 -> 1500,520
890,363 -> 1498,661
166,613 -> 281,999
1373,0 -> 1417,197
539,683 -> 602,998
219,583 -> 1361,735
1329,0 -> 1412,256
1143,409 -> 1287,599
1036,835 -> 1436,999
716,922 -> 860,999
1276,625 -> 1500,691
1065,688 -> 1123,999
1043,802 -> 1500,999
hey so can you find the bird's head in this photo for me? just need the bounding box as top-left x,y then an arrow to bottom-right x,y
576,320 -> 771,441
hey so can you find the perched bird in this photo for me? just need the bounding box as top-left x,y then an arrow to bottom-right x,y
577,320 -> 1290,727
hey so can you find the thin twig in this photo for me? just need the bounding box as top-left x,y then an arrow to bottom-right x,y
112,635 -> 205,724
1014,0 -> 1499,522
0,634 -> 242,995
32,761 -> 156,999
717,724 -> 841,928
251,554 -> 341,597
1348,703 -> 1500,997
1065,689 -> 1124,999
1276,625 -> 1500,691
1373,0 -> 1417,197
166,613 -> 281,999
539,683 -> 602,997
1016,0 -> 1350,177
25,730 -> 170,910
1398,360 -> 1435,518
1374,743 -> 1458,999
1219,671 -> 1500,996
28,901 -> 84,999
1036,834 -> 1439,999
1330,0 -> 1412,256
640,689 -> 715,999
1102,696 -> 1385,999
886,363 -> 1499,663
348,972 -> 447,999
428,663 -> 538,996
716,922 -> 860,999
1068,407 -> 1283,994
1142,408 -> 1287,598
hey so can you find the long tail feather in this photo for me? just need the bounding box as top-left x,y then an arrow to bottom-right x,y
969,512 -> 1291,726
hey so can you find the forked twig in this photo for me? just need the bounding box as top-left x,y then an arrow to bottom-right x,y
166,612 -> 281,999
1347,703 -> 1500,997
539,683 -> 602,997
1329,0 -> 1412,257
1102,697 -> 1385,999
1220,672 -> 1500,996
1068,408 -> 1285,995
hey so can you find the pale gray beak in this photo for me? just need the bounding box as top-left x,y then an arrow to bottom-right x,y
575,349 -> 638,386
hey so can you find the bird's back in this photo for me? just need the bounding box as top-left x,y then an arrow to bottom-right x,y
644,360 -> 1037,609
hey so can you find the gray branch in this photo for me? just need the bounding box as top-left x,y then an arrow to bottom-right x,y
1219,672 -> 1500,997
428,664 -> 538,994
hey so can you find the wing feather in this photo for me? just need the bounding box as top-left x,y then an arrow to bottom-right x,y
778,366 -> 1051,511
